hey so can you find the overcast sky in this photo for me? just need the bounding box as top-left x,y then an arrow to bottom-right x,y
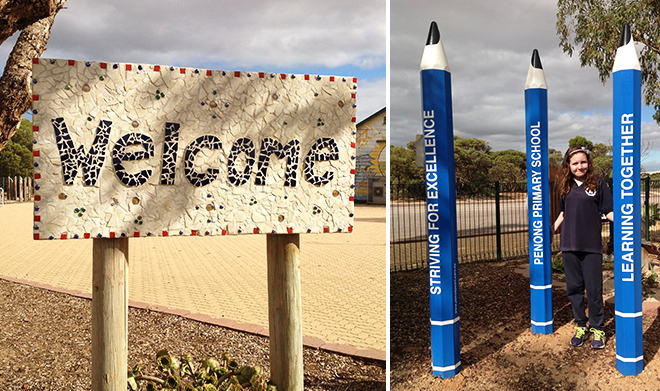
3,0 -> 385,122
391,0 -> 660,172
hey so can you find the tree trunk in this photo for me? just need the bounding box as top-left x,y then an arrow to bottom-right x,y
0,0 -> 66,152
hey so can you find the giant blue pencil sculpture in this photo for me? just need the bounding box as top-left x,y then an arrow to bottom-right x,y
420,20 -> 461,378
525,49 -> 553,335
613,23 -> 643,376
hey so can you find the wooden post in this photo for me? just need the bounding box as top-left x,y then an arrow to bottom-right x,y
92,238 -> 129,391
267,233 -> 303,391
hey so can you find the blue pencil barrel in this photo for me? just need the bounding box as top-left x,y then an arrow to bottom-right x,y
525,88 -> 553,334
613,67 -> 643,376
421,67 -> 461,379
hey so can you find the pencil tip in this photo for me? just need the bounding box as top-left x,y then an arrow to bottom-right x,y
531,49 -> 543,70
426,21 -> 440,45
619,23 -> 631,47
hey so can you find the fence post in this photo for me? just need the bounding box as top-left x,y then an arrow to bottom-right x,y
495,180 -> 502,261
608,178 -> 614,243
644,176 -> 650,241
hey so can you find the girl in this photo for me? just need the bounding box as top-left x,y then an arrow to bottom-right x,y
552,145 -> 614,349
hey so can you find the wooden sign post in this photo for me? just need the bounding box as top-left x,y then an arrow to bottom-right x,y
91,237 -> 129,391
267,233 -> 303,390
31,58 -> 356,391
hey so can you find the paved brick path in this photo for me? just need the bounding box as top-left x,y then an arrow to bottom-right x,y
0,202 -> 385,360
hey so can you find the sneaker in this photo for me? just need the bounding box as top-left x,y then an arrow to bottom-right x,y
591,328 -> 606,349
570,326 -> 588,347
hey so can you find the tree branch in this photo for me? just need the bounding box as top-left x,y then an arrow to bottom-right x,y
0,1 -> 65,152
134,375 -> 166,384
0,0 -> 65,46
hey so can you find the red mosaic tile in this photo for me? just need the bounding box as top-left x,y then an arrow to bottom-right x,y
84,233 -> 90,238
34,195 -> 41,201
32,95 -> 39,101
348,226 -> 353,232
304,75 -> 310,80
33,233 -> 40,240
253,228 -> 259,234
34,216 -> 40,222
191,230 -> 197,236
330,76 -> 335,82
126,64 -> 132,71
134,232 -> 140,237
323,227 -> 329,233
154,65 -> 160,71
60,234 -> 67,240
162,231 -> 168,236
34,173 -> 40,179
109,232 -> 115,238
259,72 -> 264,78
100,63 -> 107,69
32,126 -> 39,132
33,151 -> 39,157
68,60 -> 75,66
206,70 -> 212,76
235,71 -> 241,77
32,58 -> 39,64
180,68 -> 186,74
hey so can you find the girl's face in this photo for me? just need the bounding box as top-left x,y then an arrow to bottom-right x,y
569,152 -> 589,180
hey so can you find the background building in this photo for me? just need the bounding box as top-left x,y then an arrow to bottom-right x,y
355,107 -> 386,204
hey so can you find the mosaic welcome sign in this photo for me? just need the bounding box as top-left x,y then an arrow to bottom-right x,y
31,59 -> 357,240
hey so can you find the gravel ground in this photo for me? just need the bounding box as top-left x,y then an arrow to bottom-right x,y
391,259 -> 660,390
0,279 -> 385,390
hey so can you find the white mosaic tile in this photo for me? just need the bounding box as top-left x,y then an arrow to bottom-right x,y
31,59 -> 357,240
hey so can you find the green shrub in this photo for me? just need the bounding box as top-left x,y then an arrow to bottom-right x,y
551,256 -> 564,274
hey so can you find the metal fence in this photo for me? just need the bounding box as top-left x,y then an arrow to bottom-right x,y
390,178 -> 660,272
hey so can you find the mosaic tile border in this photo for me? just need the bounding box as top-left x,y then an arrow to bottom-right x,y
32,59 -> 356,240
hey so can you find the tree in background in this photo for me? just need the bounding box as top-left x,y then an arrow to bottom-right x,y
454,136 -> 492,185
591,142 -> 614,179
568,135 -> 593,151
549,148 -> 564,169
390,141 -> 424,184
392,136 -> 566,190
556,0 -> 660,122
0,118 -> 33,177
490,149 -> 527,182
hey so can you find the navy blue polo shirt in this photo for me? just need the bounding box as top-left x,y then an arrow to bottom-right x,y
558,177 -> 613,254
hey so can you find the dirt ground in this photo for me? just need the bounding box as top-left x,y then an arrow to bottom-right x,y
390,259 -> 660,390
0,278 -> 385,390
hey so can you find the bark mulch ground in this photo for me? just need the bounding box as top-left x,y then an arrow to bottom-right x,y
0,279 -> 385,390
391,259 -> 660,390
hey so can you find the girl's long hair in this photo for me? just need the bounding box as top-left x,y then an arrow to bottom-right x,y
556,145 -> 598,196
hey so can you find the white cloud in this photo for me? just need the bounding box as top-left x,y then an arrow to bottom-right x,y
46,0 -> 385,71
390,0 -> 660,170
